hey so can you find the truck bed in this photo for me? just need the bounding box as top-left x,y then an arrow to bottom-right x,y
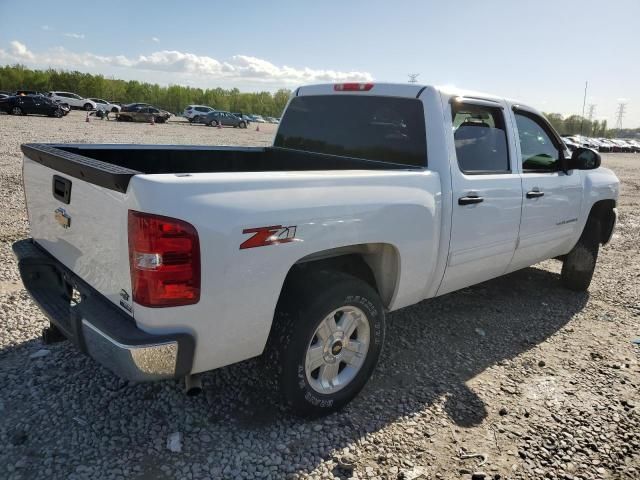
22,143 -> 417,193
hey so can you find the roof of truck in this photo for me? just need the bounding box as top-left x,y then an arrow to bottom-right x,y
296,82 -> 530,112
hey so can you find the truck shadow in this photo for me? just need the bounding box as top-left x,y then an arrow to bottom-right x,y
0,264 -> 589,478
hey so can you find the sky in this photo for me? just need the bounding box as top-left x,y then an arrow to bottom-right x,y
1,0 -> 639,126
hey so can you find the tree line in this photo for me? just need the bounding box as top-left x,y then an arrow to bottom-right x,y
0,64 -> 291,117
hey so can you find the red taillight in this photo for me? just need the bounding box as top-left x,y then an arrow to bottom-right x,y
334,83 -> 374,92
128,210 -> 200,307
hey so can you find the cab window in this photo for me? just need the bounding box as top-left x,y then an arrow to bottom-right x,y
452,103 -> 510,174
514,113 -> 561,172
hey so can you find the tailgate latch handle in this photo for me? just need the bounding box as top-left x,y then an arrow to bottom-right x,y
52,175 -> 72,204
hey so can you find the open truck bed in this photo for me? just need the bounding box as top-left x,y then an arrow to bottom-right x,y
22,143 -> 414,193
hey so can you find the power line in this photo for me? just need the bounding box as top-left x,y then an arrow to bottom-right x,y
408,73 -> 420,84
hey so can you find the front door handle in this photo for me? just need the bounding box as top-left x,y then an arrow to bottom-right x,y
526,190 -> 545,199
458,195 -> 484,205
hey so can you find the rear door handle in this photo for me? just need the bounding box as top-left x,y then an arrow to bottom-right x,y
458,196 -> 484,205
526,190 -> 545,199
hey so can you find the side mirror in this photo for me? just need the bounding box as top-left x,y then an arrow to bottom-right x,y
569,147 -> 601,170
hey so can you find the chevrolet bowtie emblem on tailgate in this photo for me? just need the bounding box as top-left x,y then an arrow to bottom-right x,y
54,207 -> 71,229
240,225 -> 297,249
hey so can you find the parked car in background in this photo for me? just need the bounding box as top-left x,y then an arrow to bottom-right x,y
0,93 -> 8,100
265,117 -> 279,124
0,94 -> 66,117
117,105 -> 171,123
90,98 -> 121,113
249,114 -> 266,123
48,91 -> 96,111
562,136 -> 580,152
15,90 -> 49,96
121,103 -> 152,112
232,112 -> 252,124
598,139 -> 618,152
193,111 -> 247,128
626,139 -> 640,152
183,105 -> 216,122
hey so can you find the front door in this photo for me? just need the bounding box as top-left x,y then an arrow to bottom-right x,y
507,109 -> 583,272
438,99 -> 523,295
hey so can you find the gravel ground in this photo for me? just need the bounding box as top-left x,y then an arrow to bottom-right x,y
0,111 -> 638,480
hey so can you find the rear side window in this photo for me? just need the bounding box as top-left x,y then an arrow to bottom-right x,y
452,102 -> 510,174
275,95 -> 427,167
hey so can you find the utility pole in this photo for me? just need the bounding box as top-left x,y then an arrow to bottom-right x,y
615,102 -> 627,134
579,81 -> 588,136
586,104 -> 596,136
408,73 -> 419,84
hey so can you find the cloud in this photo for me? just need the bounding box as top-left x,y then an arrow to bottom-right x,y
0,41 -> 373,88
151,37 -> 160,43
41,25 -> 52,31
8,41 -> 35,61
64,33 -> 85,39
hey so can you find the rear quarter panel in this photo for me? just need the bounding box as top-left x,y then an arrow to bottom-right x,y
128,170 -> 442,373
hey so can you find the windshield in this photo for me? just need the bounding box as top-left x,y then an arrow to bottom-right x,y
275,95 -> 427,167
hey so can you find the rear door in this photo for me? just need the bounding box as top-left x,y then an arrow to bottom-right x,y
507,108 -> 582,271
438,99 -> 523,295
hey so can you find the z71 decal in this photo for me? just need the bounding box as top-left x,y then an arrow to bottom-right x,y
240,225 -> 297,249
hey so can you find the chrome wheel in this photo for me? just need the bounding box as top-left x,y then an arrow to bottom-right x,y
305,306 -> 370,395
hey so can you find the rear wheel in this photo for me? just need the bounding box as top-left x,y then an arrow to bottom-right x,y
11,106 -> 23,115
83,103 -> 93,111
208,120 -> 219,127
111,107 -> 119,113
265,270 -> 385,417
561,217 -> 600,291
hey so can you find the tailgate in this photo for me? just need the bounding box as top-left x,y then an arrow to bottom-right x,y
22,144 -> 138,313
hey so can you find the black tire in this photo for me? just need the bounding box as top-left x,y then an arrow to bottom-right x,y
209,120 -> 218,127
11,106 -> 23,115
265,270 -> 385,417
83,103 -> 93,111
111,107 -> 119,113
239,121 -> 247,129
53,108 -> 63,118
561,217 -> 600,291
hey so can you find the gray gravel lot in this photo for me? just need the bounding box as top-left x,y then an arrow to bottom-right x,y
0,111 -> 638,479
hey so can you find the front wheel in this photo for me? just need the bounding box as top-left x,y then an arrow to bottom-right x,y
11,106 -> 23,115
83,103 -> 93,111
239,121 -> 247,129
561,217 -> 600,291
53,108 -> 63,118
265,270 -> 385,417
208,120 -> 219,127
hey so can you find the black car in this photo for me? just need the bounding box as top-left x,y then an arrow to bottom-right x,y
0,95 -> 66,117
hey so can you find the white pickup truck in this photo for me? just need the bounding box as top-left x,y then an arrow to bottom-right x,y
14,82 -> 619,416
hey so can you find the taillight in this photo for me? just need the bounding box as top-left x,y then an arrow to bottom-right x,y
128,210 -> 200,307
334,83 -> 374,92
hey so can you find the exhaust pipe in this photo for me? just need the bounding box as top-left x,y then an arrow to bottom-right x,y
184,374 -> 202,396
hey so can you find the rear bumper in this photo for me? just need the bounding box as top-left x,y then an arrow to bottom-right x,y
12,239 -> 195,382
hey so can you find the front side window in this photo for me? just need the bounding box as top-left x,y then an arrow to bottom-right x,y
452,103 -> 510,173
514,113 -> 561,172
275,94 -> 427,167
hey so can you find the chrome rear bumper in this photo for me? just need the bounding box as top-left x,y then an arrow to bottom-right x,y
12,239 -> 194,382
